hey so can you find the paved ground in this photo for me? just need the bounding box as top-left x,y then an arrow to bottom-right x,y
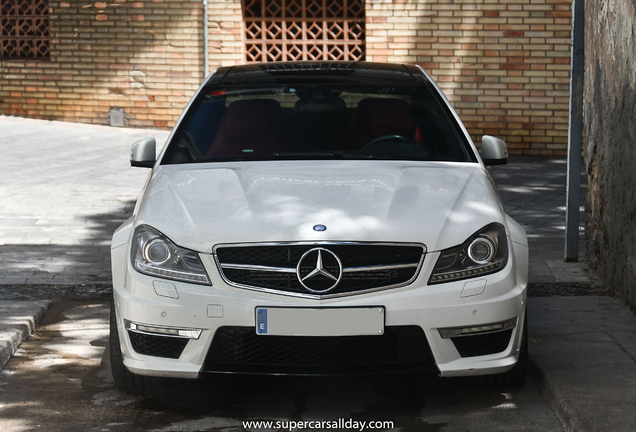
489,157 -> 589,284
0,302 -> 563,432
0,116 -> 169,286
5,297 -> 635,432
2,116 -> 635,432
529,296 -> 636,432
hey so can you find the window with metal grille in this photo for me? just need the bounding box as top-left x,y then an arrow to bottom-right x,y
0,0 -> 50,60
243,0 -> 365,62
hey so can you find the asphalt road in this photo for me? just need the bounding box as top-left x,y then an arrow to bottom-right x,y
0,301 -> 562,432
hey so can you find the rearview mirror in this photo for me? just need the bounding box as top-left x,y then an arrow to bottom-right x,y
481,135 -> 508,166
131,138 -> 156,168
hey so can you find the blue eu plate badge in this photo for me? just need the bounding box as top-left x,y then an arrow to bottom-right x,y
257,308 -> 268,334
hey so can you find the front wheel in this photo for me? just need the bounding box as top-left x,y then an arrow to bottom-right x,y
109,299 -> 165,392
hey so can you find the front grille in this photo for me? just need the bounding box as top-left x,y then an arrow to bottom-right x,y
203,325 -> 436,375
450,329 -> 513,358
128,331 -> 189,359
215,243 -> 425,297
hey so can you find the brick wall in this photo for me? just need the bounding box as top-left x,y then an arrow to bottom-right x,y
207,0 -> 243,68
1,0 -> 572,155
366,0 -> 572,155
0,0 -> 215,128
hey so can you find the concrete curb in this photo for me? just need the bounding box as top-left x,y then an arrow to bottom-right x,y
0,300 -> 51,371
529,357 -> 576,431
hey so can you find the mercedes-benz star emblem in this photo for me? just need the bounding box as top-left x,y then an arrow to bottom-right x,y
296,248 -> 343,293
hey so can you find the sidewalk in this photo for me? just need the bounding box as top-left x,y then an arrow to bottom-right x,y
489,156 -> 589,284
528,296 -> 636,431
1,116 -> 635,431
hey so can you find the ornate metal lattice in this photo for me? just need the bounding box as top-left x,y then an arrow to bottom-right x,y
0,0 -> 50,59
243,0 -> 365,62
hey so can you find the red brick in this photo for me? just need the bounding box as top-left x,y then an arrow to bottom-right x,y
37,74 -> 63,81
501,63 -> 531,70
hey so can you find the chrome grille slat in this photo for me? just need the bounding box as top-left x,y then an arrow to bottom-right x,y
342,263 -> 419,273
220,263 -> 297,273
214,242 -> 425,299
220,262 -> 420,274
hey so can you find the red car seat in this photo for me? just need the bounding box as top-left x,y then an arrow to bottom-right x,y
344,98 -> 418,150
205,99 -> 281,159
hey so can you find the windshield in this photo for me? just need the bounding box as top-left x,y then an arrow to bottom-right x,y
162,76 -> 476,164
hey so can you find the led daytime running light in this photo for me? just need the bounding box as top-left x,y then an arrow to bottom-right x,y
136,263 -> 210,284
438,318 -> 516,338
430,261 -> 503,283
126,320 -> 202,339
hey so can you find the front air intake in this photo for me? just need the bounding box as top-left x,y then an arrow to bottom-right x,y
203,325 -> 437,375
450,330 -> 513,358
128,331 -> 189,359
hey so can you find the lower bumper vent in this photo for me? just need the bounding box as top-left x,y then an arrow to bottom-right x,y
203,325 -> 437,375
451,329 -> 513,358
128,331 -> 189,359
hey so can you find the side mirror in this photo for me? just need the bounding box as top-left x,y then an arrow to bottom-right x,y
131,138 -> 156,168
481,135 -> 508,166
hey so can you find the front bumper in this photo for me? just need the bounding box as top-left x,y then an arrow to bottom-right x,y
111,238 -> 528,379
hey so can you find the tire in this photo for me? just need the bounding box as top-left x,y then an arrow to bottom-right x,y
110,299 -> 165,392
476,311 -> 528,388
504,311 -> 528,387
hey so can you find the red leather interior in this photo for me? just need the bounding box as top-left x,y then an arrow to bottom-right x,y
205,99 -> 281,159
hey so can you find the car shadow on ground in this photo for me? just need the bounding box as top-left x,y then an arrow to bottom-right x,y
0,199 -> 136,300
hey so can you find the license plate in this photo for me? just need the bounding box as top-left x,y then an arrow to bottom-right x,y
255,307 -> 385,336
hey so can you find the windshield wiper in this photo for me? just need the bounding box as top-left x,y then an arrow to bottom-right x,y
273,151 -> 428,161
273,151 -> 349,158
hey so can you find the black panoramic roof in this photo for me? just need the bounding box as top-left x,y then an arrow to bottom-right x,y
208,61 -> 426,87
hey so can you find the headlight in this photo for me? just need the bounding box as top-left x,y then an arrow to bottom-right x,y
429,223 -> 508,284
131,225 -> 211,285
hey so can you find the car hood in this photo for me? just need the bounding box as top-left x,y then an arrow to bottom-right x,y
135,161 -> 505,253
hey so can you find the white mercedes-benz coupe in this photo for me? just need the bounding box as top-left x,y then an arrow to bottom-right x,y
110,61 -> 528,392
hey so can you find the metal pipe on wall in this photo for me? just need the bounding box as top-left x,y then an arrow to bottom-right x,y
565,0 -> 585,262
203,0 -> 209,78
